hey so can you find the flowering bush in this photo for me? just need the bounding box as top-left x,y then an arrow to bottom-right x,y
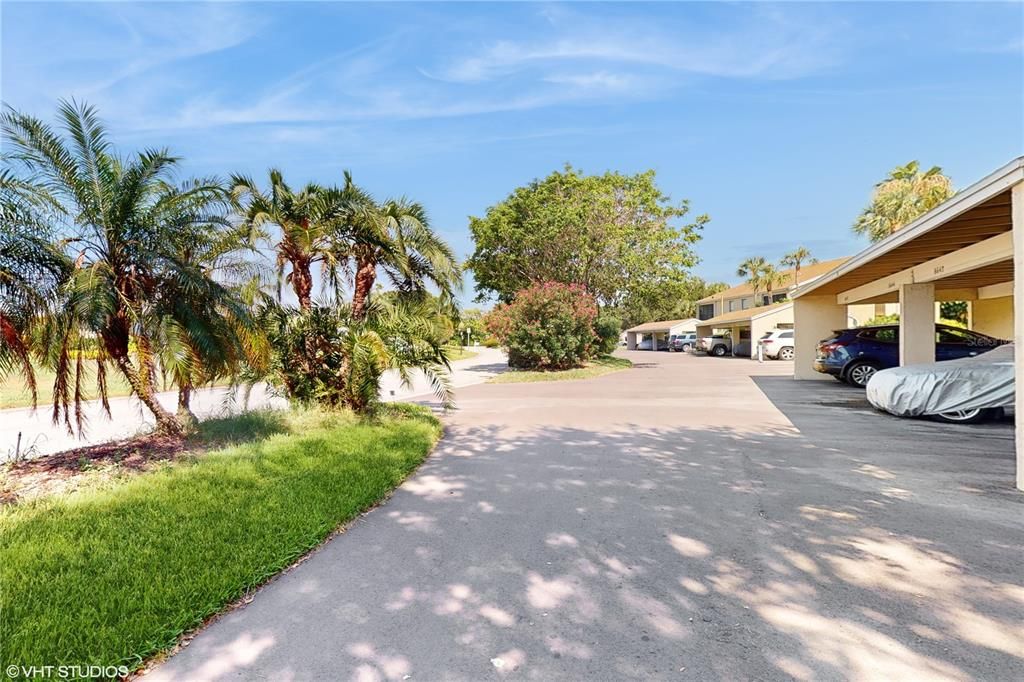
486,282 -> 599,369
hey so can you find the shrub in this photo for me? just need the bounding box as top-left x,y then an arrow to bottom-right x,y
862,313 -> 900,326
861,313 -> 967,330
486,282 -> 599,370
254,299 -> 454,413
263,305 -> 350,408
595,312 -> 622,355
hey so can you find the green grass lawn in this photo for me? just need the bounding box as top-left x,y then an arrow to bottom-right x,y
0,405 -> 442,675
489,355 -> 632,383
0,364 -> 227,410
445,345 -> 479,362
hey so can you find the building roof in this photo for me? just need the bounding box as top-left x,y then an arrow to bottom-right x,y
792,156 -> 1024,301
625,318 -> 700,333
697,257 -> 851,304
695,301 -> 793,328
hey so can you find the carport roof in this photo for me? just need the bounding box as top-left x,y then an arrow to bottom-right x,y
625,318 -> 698,333
792,156 -> 1024,300
696,301 -> 792,327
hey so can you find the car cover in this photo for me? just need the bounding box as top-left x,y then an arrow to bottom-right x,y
865,343 -> 1015,417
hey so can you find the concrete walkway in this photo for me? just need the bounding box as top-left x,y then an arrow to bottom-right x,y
150,351 -> 1023,681
0,347 -> 507,460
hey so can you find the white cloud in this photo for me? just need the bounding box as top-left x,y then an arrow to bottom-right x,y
3,2 -> 841,135
427,8 -> 839,84
5,3 -> 263,100
543,71 -> 640,91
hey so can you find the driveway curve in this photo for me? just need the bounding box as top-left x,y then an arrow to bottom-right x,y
150,351 -> 1023,681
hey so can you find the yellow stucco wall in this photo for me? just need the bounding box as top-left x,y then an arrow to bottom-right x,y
972,296 -> 1014,339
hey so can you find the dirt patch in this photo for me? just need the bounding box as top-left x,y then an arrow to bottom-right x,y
1,432 -> 196,505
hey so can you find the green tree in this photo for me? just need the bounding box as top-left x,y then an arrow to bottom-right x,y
736,256 -> 768,301
2,101 -> 242,435
853,161 -> 954,242
457,307 -> 487,345
939,301 -> 969,326
616,276 -> 727,329
780,247 -> 817,286
340,173 -> 461,321
754,264 -> 788,305
155,181 -> 269,425
467,165 -> 708,306
594,312 -> 622,355
0,171 -> 70,405
230,170 -> 349,309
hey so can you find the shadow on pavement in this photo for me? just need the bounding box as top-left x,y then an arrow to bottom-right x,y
154,416 -> 1024,681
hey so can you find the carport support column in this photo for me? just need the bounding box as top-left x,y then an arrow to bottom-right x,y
626,332 -> 637,351
793,295 -> 847,379
899,282 -> 935,366
750,316 -> 769,359
1013,182 -> 1024,491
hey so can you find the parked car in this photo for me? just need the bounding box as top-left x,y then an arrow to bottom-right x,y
637,338 -> 653,350
866,343 -> 1014,423
814,324 -> 1006,388
699,335 -> 732,357
669,332 -> 697,352
698,334 -> 753,357
758,329 -> 795,360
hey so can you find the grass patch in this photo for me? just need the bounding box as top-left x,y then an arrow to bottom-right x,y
0,404 -> 442,674
445,346 -> 480,362
0,364 -> 228,410
489,355 -> 632,383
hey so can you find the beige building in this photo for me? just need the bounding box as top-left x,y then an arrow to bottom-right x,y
695,257 -> 895,357
697,258 -> 851,320
624,318 -> 700,350
791,156 -> 1023,490
695,302 -> 793,357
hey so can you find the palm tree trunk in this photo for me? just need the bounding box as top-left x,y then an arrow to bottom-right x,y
176,383 -> 198,431
115,356 -> 183,436
351,256 -> 376,321
292,258 -> 314,310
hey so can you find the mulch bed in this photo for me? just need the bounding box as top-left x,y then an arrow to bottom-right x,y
1,432 -> 194,505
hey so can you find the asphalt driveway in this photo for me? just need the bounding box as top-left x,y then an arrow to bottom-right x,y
150,351 -> 1023,681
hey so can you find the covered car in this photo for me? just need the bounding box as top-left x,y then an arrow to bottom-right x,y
865,343 -> 1014,423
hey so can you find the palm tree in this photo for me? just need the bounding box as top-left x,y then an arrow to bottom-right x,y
755,264 -> 788,305
780,247 -> 817,286
0,171 -> 70,405
340,173 -> 462,321
155,180 -> 270,425
737,256 -> 768,301
230,170 -> 351,309
342,295 -> 454,411
853,161 -> 954,242
2,100 -> 235,435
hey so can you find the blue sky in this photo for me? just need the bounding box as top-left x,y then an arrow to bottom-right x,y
3,1 -> 1022,305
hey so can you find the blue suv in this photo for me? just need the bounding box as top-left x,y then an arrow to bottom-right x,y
814,324 -> 1006,388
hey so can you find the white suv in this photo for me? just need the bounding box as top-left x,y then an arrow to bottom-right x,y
759,329 -> 795,360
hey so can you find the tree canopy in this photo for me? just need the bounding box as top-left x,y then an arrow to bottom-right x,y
853,161 -> 954,242
615,276 -> 727,329
466,165 -> 709,307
